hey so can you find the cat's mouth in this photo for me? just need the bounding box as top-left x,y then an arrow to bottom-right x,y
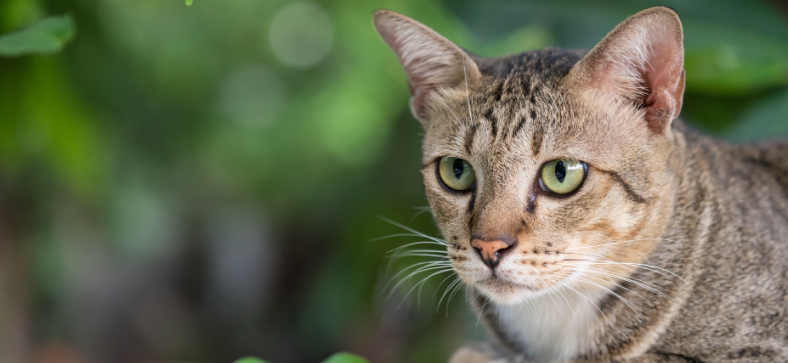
475,272 -> 570,304
475,276 -> 537,303
479,276 -> 534,290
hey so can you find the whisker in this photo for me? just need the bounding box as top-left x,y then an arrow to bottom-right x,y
446,279 -> 465,314
381,260 -> 450,296
388,248 -> 448,258
558,272 -> 642,318
386,241 -> 449,254
548,272 -> 615,329
377,217 -> 448,245
374,233 -> 447,245
409,207 -> 432,222
458,32 -> 474,129
439,97 -> 464,126
388,263 -> 453,300
475,297 -> 490,328
388,252 -> 448,259
398,268 -> 455,311
564,237 -> 687,251
432,272 -> 459,298
550,282 -> 576,317
545,288 -> 563,315
560,251 -> 688,286
565,265 -> 674,299
417,269 -> 454,309
564,268 -> 653,304
383,245 -> 447,276
437,277 -> 463,314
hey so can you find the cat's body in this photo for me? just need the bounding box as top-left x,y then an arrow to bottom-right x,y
373,7 -> 788,362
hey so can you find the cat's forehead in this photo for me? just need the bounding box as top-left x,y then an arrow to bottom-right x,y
425,48 -> 592,162
474,48 -> 586,83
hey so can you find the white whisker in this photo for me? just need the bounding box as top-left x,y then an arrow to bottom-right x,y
399,268 -> 455,310
550,272 -> 615,329
438,277 -> 464,314
564,237 -> 686,251
386,241 -> 449,254
558,272 -> 642,318
446,279 -> 466,316
563,264 -> 674,299
381,260 -> 450,296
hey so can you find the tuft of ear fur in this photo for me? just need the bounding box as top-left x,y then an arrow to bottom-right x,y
372,10 -> 481,122
569,6 -> 685,135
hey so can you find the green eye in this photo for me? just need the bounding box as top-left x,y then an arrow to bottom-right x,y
438,157 -> 476,191
540,159 -> 586,194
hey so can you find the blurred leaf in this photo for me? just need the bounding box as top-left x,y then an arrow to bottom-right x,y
0,14 -> 75,57
233,357 -> 269,363
683,22 -> 788,96
322,352 -> 370,363
185,0 -> 193,6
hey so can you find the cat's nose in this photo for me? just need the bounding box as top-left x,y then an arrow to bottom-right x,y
471,238 -> 515,269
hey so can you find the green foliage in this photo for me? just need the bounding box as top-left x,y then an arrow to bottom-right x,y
185,0 -> 193,6
3,1 -> 788,363
0,14 -> 74,57
683,26 -> 788,96
233,358 -> 270,363
322,352 -> 371,363
233,353 -> 369,363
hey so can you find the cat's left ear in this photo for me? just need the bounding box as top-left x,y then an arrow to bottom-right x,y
569,6 -> 685,135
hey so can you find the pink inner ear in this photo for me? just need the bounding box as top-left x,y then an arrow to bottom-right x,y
593,21 -> 685,135
643,34 -> 684,133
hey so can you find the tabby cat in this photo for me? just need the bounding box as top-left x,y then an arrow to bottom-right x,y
373,6 -> 788,363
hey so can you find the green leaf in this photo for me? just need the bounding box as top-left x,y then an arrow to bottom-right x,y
232,357 -> 269,363
683,22 -> 788,96
185,0 -> 193,6
0,15 -> 75,57
322,352 -> 370,363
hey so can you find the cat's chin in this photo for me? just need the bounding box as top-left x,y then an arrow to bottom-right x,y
475,277 -> 538,305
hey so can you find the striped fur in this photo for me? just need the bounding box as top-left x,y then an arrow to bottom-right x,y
374,7 -> 788,363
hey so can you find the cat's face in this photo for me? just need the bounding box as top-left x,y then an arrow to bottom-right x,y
375,7 -> 686,304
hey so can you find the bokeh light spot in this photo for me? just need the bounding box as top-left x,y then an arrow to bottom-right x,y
220,65 -> 287,128
269,2 -> 333,68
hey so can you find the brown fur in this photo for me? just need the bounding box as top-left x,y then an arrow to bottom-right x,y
374,7 -> 788,362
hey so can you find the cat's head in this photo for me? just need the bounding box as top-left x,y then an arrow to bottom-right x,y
374,7 -> 685,305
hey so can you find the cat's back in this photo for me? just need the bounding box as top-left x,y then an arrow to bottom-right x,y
744,139 -> 788,192
659,128 -> 788,360
680,126 -> 788,202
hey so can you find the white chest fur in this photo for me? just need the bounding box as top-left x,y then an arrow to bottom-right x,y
492,286 -> 605,363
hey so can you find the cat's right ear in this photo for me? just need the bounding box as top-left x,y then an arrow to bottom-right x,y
373,10 -> 481,123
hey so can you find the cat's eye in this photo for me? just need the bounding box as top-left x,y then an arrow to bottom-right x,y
438,157 -> 476,192
539,159 -> 586,195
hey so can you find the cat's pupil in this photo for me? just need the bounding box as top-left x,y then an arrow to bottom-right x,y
453,159 -> 464,179
555,161 -> 566,183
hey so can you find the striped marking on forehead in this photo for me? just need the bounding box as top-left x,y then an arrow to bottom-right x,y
460,76 -> 557,159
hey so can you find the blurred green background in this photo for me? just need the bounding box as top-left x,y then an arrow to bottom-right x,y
1,0 -> 788,362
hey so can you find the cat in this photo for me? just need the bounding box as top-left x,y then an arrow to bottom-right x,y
373,6 -> 788,363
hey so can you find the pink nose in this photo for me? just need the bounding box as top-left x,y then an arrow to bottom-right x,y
471,239 -> 513,269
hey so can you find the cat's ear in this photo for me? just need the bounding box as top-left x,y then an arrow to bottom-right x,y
373,10 -> 481,122
569,7 -> 685,135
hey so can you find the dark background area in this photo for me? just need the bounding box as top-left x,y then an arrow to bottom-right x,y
1,0 -> 788,362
